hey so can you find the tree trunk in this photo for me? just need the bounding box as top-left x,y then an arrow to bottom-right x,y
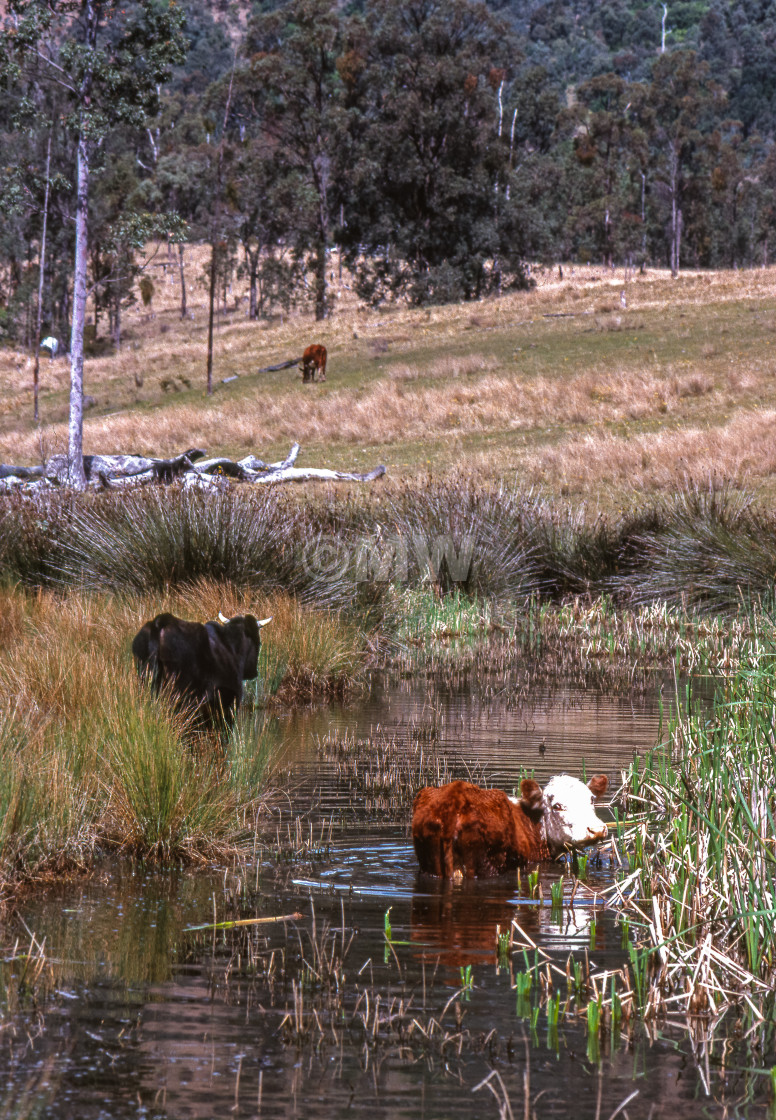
246,244 -> 259,320
68,129 -> 90,489
206,241 -> 217,395
33,136 -> 52,423
178,242 -> 187,320
314,238 -> 327,321
61,276 -> 70,351
205,64 -> 235,391
669,145 -> 681,279
113,285 -> 121,351
67,0 -> 98,490
312,153 -> 330,321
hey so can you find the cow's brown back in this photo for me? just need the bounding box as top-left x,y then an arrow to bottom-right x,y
412,780 -> 546,878
301,344 -> 327,382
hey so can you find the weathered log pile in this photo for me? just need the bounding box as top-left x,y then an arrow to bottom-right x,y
0,443 -> 386,492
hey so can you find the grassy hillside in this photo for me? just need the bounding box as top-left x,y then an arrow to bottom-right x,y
3,250 -> 776,507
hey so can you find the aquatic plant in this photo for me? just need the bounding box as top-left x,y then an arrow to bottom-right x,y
614,652 -> 776,1016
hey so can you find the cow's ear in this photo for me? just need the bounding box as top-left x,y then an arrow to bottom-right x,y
587,774 -> 608,797
520,779 -> 543,810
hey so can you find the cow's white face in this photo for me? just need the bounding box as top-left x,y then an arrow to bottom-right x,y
541,774 -> 608,855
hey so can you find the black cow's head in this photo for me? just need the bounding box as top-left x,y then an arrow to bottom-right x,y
215,612 -> 272,680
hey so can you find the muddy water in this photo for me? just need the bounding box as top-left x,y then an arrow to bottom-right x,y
7,670 -> 770,1119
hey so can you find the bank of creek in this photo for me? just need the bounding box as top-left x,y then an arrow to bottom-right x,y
4,666 -> 770,1120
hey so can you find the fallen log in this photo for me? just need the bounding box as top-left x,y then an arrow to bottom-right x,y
251,464 -> 386,485
45,449 -> 206,484
0,443 -> 384,492
238,443 -> 301,472
256,357 -> 303,373
0,464 -> 44,480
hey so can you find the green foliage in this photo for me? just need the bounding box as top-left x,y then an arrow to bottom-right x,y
342,0 -> 535,303
4,0 -> 776,346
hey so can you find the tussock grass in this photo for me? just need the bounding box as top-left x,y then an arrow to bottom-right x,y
0,708 -> 99,891
0,581 -> 362,893
5,478 -> 776,614
380,477 -> 541,598
104,691 -> 250,862
57,485 -> 300,593
615,483 -> 776,612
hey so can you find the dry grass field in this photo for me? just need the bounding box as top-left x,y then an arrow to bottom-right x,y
3,245 -> 776,505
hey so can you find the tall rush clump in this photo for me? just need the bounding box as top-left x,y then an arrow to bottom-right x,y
616,656 -> 776,1015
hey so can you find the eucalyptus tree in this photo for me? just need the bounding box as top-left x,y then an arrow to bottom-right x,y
0,0 -> 186,486
242,0 -> 347,321
564,73 -> 648,267
342,0 -> 530,304
635,51 -> 722,277
230,142 -> 305,320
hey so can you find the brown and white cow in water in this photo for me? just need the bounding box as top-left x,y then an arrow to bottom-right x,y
300,343 -> 327,383
412,774 -> 609,878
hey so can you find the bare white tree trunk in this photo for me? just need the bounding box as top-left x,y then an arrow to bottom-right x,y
505,108 -> 517,202
67,0 -> 98,491
178,242 -> 187,320
68,130 -> 89,489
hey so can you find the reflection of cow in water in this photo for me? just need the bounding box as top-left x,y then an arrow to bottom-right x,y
410,876 -> 605,968
411,878 -> 516,967
300,343 -> 327,383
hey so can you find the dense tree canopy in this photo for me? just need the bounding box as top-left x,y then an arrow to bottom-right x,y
3,0 -> 776,373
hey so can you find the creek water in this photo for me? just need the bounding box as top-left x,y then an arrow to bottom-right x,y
6,667 -> 771,1119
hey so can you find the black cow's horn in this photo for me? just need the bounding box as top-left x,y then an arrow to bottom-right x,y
218,611 -> 230,623
257,617 -> 273,627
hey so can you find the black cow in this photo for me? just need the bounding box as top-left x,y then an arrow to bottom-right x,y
131,611 -> 272,727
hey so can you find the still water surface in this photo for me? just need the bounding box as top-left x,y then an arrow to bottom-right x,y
8,669 -> 769,1119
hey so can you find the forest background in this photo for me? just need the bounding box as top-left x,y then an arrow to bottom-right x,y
2,0 -> 775,355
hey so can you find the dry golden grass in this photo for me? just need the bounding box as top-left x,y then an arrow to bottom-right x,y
0,361 -> 733,463
519,408 -> 776,493
6,248 -> 776,500
0,580 -> 366,720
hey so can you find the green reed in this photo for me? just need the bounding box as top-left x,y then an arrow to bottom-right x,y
617,650 -> 776,1014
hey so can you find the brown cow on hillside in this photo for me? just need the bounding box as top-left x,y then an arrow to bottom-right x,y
300,343 -> 327,383
412,774 -> 608,879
